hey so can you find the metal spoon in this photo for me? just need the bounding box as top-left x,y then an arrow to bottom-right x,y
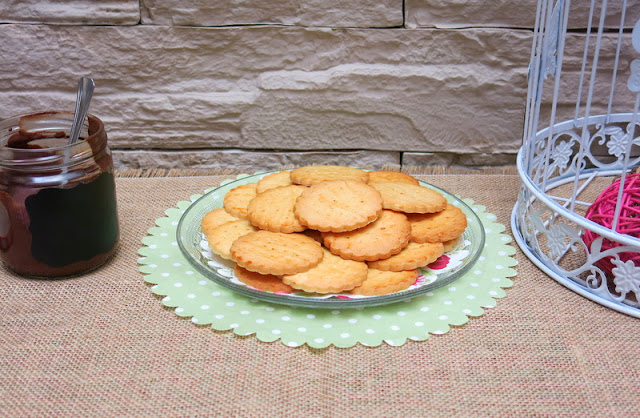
67,77 -> 95,145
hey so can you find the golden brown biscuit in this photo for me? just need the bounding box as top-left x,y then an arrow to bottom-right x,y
230,230 -> 323,275
350,268 -> 419,296
223,183 -> 258,219
256,171 -> 293,194
322,210 -> 411,261
367,242 -> 444,271
408,204 -> 468,243
206,220 -> 257,260
201,208 -> 240,235
367,170 -> 420,185
294,180 -> 383,232
290,165 -> 369,186
282,248 -> 368,294
234,265 -> 295,293
247,185 -> 307,233
442,236 -> 462,253
370,182 -> 447,214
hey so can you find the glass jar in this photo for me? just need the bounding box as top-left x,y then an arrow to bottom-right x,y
0,111 -> 119,277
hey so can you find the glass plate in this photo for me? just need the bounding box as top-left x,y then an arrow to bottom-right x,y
177,172 -> 485,309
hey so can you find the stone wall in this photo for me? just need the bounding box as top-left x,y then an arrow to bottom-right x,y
1,1 -> 636,172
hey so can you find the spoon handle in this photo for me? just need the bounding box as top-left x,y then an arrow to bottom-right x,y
68,77 -> 95,145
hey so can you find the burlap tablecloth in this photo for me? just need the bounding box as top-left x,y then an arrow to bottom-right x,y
2,169 -> 639,416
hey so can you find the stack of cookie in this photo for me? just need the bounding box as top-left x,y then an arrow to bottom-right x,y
200,165 -> 467,296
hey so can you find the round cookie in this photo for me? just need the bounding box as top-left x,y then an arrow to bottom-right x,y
201,208 -> 239,235
223,183 -> 258,219
234,265 -> 295,293
350,268 -> 419,296
256,171 -> 293,194
322,209 -> 411,261
230,230 -> 323,275
205,220 -> 257,260
290,165 -> 369,186
443,236 -> 462,253
282,248 -> 368,294
367,170 -> 419,185
247,185 -> 307,233
408,204 -> 468,243
367,242 -> 444,272
294,180 -> 383,232
369,181 -> 447,214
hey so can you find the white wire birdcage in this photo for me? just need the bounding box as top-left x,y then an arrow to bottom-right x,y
512,0 -> 640,317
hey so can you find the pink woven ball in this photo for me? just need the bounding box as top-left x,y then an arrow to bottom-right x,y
583,173 -> 640,275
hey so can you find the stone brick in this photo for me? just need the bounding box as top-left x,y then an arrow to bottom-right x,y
402,152 -> 517,169
0,25 -> 532,158
402,152 -> 455,167
244,61 -> 527,154
405,0 -> 639,30
0,0 -> 140,25
112,149 -> 400,172
140,0 -> 403,28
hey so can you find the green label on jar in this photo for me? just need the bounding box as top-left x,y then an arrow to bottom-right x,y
25,171 -> 119,267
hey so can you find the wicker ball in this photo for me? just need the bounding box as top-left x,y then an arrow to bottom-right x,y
582,173 -> 640,275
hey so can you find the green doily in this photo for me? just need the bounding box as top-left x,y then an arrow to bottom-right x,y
138,177 -> 517,348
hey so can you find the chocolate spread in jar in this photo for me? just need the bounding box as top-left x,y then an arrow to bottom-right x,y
0,112 -> 120,278
7,127 -> 66,149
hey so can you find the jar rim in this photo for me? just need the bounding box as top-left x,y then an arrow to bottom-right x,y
0,111 -> 105,152
0,111 -> 108,168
